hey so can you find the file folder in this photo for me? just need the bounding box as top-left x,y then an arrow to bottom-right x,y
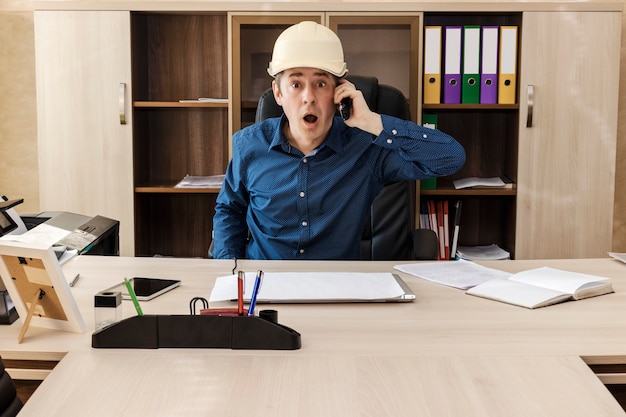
423,26 -> 442,104
480,26 -> 499,104
462,25 -> 480,104
443,26 -> 462,104
421,112 -> 438,129
443,200 -> 450,260
436,200 -> 445,260
498,26 -> 518,104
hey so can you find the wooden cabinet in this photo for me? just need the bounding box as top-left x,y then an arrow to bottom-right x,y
34,11 -> 135,256
419,11 -> 620,259
515,11 -> 620,259
33,3 -> 621,259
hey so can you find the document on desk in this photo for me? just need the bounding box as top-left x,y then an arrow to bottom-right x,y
394,260 -> 510,290
0,223 -> 70,246
209,272 -> 414,303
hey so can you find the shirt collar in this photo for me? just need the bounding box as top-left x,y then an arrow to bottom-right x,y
269,114 -> 345,155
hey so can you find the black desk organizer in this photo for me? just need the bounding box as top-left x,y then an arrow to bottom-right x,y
92,310 -> 301,350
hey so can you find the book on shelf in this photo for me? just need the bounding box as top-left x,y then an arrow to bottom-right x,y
421,199 -> 462,260
442,201 -> 450,260
436,200 -> 445,260
466,267 -> 614,309
174,174 -> 225,188
453,176 -> 513,190
419,200 -> 430,230
426,200 -> 439,242
450,200 -> 462,260
456,244 -> 510,260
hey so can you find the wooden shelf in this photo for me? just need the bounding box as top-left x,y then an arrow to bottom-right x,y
421,188 -> 516,197
423,103 -> 518,110
134,101 -> 228,108
135,185 -> 221,194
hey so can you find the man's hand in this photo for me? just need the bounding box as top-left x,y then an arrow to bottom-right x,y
335,79 -> 383,136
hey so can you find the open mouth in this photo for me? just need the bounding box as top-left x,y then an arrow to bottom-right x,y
303,114 -> 318,123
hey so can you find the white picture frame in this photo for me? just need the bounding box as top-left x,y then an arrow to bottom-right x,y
0,240 -> 85,337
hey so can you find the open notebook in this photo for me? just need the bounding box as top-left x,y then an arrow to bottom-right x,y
209,272 -> 415,303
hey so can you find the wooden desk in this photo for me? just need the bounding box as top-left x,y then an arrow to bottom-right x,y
4,256 -> 626,416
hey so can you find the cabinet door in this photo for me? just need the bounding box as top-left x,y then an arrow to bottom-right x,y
230,13 -> 324,135
34,11 -> 134,255
516,11 -> 620,259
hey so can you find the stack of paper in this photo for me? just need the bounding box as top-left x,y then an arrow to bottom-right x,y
456,244 -> 510,260
452,176 -> 513,189
175,174 -> 225,188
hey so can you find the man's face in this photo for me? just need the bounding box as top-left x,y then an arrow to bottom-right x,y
273,67 -> 337,145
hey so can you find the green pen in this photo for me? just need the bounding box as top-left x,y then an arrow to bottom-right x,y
124,277 -> 144,316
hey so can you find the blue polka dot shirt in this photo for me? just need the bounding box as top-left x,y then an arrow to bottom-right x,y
213,114 -> 465,260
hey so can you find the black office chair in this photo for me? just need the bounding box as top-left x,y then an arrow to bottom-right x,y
256,75 -> 437,260
0,356 -> 23,417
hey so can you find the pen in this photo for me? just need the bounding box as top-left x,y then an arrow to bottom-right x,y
124,277 -> 144,316
69,273 -> 80,287
237,271 -> 245,315
247,270 -> 263,316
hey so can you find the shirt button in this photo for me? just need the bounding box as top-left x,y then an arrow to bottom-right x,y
391,129 -> 398,135
423,133 -> 428,138
387,138 -> 393,144
302,158 -> 308,163
299,249 -> 305,254
301,221 -> 308,227
299,192 -> 305,197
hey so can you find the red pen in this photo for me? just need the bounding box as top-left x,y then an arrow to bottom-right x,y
237,271 -> 245,315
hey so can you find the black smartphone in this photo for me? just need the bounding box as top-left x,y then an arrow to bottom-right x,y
339,98 -> 352,120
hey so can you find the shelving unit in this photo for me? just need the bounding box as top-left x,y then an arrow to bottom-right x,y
418,13 -> 522,258
131,12 -> 228,257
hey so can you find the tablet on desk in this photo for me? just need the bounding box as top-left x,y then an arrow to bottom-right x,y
104,277 -> 181,301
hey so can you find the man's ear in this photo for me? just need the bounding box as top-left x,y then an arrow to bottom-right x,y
272,80 -> 283,106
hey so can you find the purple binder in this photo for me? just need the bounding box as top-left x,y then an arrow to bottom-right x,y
443,26 -> 462,104
480,26 -> 499,104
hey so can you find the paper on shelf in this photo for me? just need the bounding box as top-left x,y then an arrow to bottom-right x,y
178,98 -> 228,103
456,244 -> 510,260
175,174 -> 225,188
453,176 -> 506,189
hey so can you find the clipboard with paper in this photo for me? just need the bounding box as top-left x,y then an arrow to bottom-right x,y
209,272 -> 415,304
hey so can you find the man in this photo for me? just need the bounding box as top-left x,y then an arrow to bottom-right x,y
213,21 -> 465,260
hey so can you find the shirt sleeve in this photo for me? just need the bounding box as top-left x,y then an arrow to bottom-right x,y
372,114 -> 466,178
212,140 -> 250,259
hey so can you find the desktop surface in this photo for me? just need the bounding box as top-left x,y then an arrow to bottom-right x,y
3,256 -> 626,416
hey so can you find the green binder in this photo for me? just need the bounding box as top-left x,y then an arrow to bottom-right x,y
462,25 -> 481,104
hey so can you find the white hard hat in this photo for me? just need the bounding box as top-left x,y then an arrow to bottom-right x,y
267,21 -> 348,77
